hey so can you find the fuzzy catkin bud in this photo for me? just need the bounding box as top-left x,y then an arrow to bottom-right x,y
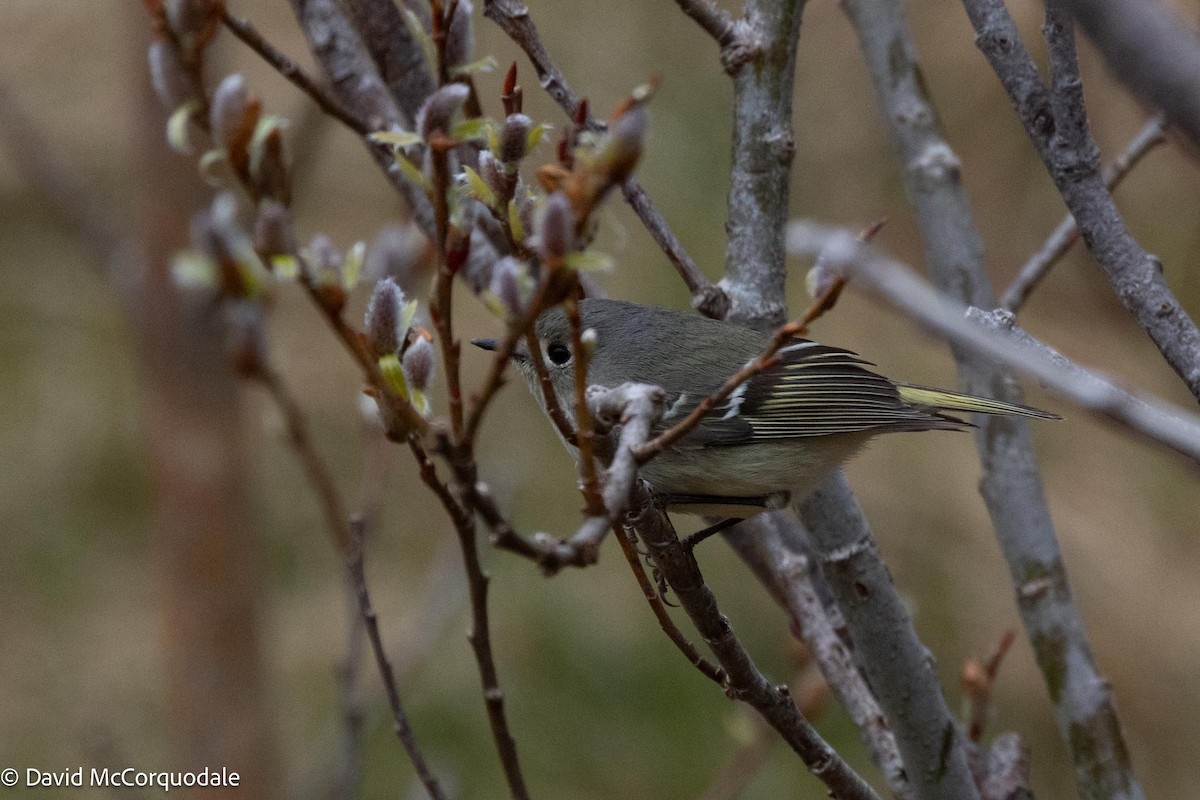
417,83 -> 470,141
489,256 -> 529,318
402,336 -> 435,392
148,41 -> 191,109
443,0 -> 474,72
210,74 -> 248,150
537,192 -> 574,262
462,227 -> 501,294
165,0 -> 221,37
253,200 -> 294,257
307,234 -> 342,278
252,123 -> 291,204
598,103 -> 646,184
364,277 -> 406,357
499,113 -> 532,165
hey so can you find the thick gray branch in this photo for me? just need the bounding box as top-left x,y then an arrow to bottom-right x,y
962,0 -> 1200,403
843,4 -> 1145,799
719,0 -> 807,332
1000,113 -> 1169,313
1058,0 -> 1200,153
712,4 -> 976,796
750,514 -> 914,800
340,0 -> 436,123
799,475 -> 979,800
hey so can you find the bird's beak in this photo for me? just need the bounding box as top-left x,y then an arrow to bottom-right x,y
471,338 -> 498,352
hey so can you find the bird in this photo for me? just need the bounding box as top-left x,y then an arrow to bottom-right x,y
472,298 -> 1056,517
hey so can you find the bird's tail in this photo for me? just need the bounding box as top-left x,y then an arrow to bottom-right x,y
896,383 -> 1060,420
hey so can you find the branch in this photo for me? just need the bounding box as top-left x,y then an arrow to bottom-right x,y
798,475 -> 979,800
750,514 -> 913,800
789,222 -> 1200,465
1000,112 -> 1169,313
611,523 -> 726,684
340,0 -> 437,122
670,1 -> 758,73
251,365 -> 447,800
718,0 -> 807,333
962,0 -> 1200,403
347,525 -> 450,800
482,0 -> 729,318
626,485 -> 882,800
1056,0 -> 1200,153
408,435 -> 530,799
221,10 -> 369,135
287,0 -> 436,237
841,7 -> 1149,794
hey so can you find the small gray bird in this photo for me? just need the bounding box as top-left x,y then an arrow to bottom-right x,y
473,298 -> 1055,516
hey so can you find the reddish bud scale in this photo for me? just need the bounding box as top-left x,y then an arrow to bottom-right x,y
502,63 -> 522,115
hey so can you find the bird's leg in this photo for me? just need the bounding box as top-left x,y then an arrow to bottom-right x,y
681,517 -> 744,551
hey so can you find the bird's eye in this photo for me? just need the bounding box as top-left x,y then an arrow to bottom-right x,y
547,342 -> 572,365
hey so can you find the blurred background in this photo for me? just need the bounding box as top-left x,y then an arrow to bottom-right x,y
2,1 -> 1198,798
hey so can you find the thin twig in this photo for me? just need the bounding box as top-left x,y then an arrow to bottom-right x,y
963,630 -> 1017,743
696,668 -> 827,800
1056,0 -> 1200,153
221,10 -> 369,135
524,331 -> 577,445
565,293 -> 604,517
407,436 -> 530,799
253,364 -> 446,799
482,0 -> 729,319
257,365 -> 356,556
671,0 -> 742,58
463,269 -> 577,445
610,524 -> 726,683
629,275 -> 844,463
1000,112 -> 1169,312
347,524 -> 450,800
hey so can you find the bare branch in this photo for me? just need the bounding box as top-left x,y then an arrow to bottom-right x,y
410,435 -> 531,800
482,0 -> 729,318
962,0 -> 1200,403
611,523 -> 726,684
843,6 -> 1148,795
1056,0 -> 1200,153
252,363 -> 447,800
670,1 -> 757,73
1001,112 -> 1169,313
221,10 -> 369,135
626,486 -> 883,800
347,522 -> 450,800
287,0 -> 436,236
751,515 -> 913,800
718,0 -> 807,332
789,222 -> 1200,466
798,474 -> 979,800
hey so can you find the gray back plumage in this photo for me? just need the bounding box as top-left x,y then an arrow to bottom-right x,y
530,298 -> 972,445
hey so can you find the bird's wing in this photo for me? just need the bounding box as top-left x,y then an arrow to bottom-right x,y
659,339 -> 965,446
